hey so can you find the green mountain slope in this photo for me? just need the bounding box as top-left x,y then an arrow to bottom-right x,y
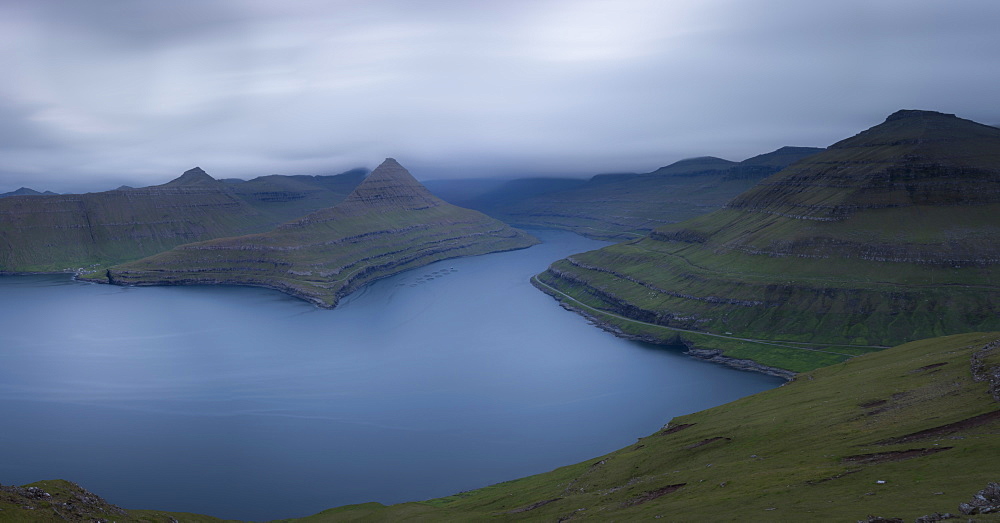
0,168 -> 364,273
101,158 -> 538,308
535,110 -> 1000,372
225,168 -> 368,223
469,147 -> 822,240
7,332 -> 998,521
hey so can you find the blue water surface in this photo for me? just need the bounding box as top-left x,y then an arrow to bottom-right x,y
0,230 -> 781,520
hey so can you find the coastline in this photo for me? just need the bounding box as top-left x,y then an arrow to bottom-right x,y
530,276 -> 797,380
90,240 -> 540,310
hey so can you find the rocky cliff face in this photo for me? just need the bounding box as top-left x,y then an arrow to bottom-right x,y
105,159 -> 538,308
536,110 -> 1000,372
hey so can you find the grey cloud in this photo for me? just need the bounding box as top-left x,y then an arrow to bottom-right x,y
2,0 -> 999,193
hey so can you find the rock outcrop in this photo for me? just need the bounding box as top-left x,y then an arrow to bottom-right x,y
104,159 -> 538,308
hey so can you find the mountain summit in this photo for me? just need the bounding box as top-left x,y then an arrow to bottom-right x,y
337,158 -> 441,213
728,109 -> 1000,221
161,167 -> 222,187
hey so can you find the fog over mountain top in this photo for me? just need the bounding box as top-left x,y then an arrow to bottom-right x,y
1,0 -> 998,193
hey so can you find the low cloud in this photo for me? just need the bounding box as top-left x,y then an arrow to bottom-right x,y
2,0 -> 998,192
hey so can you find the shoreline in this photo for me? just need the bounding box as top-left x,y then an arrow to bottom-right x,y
530,276 -> 797,380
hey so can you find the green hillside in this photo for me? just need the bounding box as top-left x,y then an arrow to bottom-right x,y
0,168 -> 364,273
98,159 -> 538,308
535,110 -> 1000,372
8,332 -> 996,521
470,147 -> 822,240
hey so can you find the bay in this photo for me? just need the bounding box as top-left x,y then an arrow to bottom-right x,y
0,229 -> 781,520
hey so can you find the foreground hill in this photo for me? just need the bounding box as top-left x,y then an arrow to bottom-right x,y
461,147 -> 822,240
0,168 -> 364,272
535,110 -> 1000,372
298,332 -> 1000,521
6,332 -> 998,521
100,159 -> 538,308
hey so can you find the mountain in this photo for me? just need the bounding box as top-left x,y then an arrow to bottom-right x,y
0,187 -> 57,198
224,168 -> 368,223
0,168 -> 364,273
534,110 -> 1000,372
7,332 -> 999,521
462,147 -> 823,240
99,159 -> 539,308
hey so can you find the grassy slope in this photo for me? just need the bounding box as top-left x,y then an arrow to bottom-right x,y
0,170 -> 364,273
535,112 -> 1000,372
289,332 -> 1000,522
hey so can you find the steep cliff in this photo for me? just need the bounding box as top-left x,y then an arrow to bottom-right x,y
104,159 -> 538,307
536,110 -> 1000,372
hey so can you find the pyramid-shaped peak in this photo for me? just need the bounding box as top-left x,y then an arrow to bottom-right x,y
337,158 -> 442,212
163,167 -> 220,187
366,158 -> 415,182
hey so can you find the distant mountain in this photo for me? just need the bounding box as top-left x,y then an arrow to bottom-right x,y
159,166 -> 221,187
100,159 -> 538,308
0,168 -> 364,272
463,146 -> 823,240
0,187 -> 57,198
535,110 -> 1000,373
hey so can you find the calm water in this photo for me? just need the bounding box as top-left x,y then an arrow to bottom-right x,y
0,230 -> 781,520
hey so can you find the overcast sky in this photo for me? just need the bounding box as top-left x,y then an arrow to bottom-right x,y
2,0 -> 998,192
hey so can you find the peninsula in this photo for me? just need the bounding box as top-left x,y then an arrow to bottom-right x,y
97,159 -> 538,308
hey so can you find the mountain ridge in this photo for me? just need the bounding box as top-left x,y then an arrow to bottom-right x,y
534,110 -> 1000,372
0,167 -> 366,272
100,159 -> 538,308
460,146 -> 823,240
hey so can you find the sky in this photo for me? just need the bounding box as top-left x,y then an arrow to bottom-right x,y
2,0 -> 999,193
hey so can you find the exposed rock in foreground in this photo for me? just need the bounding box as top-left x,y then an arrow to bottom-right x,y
104,159 -> 538,308
536,110 -> 1000,372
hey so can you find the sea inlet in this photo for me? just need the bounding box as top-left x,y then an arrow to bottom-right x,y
0,229 -> 782,520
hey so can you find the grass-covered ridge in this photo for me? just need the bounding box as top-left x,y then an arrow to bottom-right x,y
99,159 -> 538,308
536,110 -> 1000,372
0,167 -> 365,273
